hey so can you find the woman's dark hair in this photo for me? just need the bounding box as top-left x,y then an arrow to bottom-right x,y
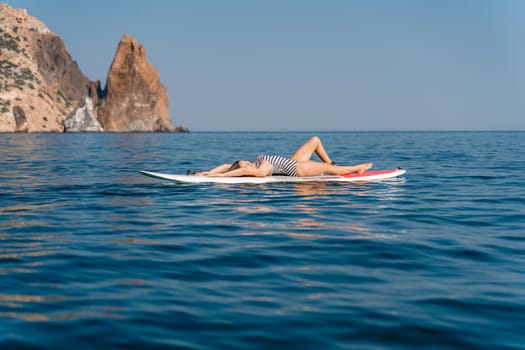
228,160 -> 242,171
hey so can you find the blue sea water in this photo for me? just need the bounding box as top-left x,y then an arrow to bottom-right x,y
0,131 -> 524,349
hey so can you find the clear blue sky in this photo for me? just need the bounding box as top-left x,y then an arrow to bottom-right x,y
7,0 -> 525,131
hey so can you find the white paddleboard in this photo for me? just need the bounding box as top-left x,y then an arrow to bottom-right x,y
140,168 -> 406,184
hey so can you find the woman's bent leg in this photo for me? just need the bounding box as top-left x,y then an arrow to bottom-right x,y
296,161 -> 373,177
328,163 -> 373,175
290,136 -> 333,163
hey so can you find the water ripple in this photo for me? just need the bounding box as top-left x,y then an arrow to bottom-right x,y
1,132 -> 524,349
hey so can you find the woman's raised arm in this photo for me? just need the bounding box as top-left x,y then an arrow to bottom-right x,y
212,163 -> 272,177
196,163 -> 232,176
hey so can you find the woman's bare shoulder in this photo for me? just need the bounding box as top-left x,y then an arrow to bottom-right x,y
253,161 -> 273,177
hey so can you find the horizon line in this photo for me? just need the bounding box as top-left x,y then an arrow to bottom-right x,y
188,129 -> 525,133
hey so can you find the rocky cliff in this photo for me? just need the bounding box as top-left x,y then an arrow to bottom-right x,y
0,4 -> 91,132
0,3 -> 186,132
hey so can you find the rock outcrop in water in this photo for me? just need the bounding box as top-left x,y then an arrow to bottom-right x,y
63,97 -> 103,132
97,35 -> 173,132
0,3 -> 186,132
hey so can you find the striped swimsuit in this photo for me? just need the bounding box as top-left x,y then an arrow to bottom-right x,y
255,155 -> 298,176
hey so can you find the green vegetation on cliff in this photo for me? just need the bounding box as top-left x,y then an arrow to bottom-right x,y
0,29 -> 21,53
0,60 -> 38,93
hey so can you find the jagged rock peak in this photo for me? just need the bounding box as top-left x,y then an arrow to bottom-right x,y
97,34 -> 174,132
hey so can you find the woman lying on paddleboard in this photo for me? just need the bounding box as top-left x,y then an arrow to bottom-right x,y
196,136 -> 373,177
